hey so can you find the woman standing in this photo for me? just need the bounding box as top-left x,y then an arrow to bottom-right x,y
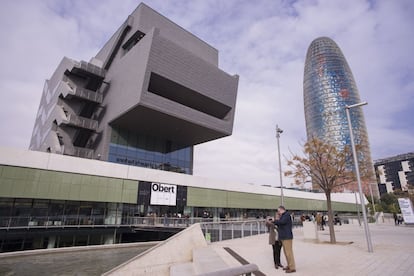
266,214 -> 283,269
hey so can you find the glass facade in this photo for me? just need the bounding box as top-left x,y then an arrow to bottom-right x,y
108,127 -> 193,174
0,198 -> 117,228
303,37 -> 377,194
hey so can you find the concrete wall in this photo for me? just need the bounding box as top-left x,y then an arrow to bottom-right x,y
95,3 -> 218,67
142,30 -> 238,133
187,187 -> 359,212
104,224 -> 207,276
0,165 -> 137,203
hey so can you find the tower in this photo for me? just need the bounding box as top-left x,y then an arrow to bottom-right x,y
303,37 -> 378,197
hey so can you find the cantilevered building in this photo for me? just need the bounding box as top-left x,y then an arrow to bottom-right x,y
29,3 -> 239,175
303,37 -> 378,197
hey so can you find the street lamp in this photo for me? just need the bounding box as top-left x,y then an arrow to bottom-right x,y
276,125 -> 284,206
345,101 -> 373,253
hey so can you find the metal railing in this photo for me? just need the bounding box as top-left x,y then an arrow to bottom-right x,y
124,216 -> 214,227
73,86 -> 103,103
66,113 -> 98,131
75,61 -> 105,77
61,79 -> 103,104
0,215 -> 108,229
72,146 -> 95,159
0,215 -> 270,233
200,220 -> 267,243
0,215 -> 216,230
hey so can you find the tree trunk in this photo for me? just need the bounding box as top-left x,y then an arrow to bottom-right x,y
326,192 -> 336,244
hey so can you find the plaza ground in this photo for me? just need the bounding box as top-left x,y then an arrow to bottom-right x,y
212,223 -> 414,276
0,223 -> 413,275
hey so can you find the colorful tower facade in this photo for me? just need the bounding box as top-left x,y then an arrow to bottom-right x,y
303,37 -> 378,197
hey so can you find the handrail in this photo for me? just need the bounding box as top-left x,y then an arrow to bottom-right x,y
66,113 -> 98,131
0,216 -> 261,231
200,220 -> 267,243
63,79 -> 103,103
198,219 -> 264,225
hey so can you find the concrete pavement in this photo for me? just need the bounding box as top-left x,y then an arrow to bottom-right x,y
211,224 -> 414,276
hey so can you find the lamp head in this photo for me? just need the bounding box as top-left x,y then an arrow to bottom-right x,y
346,101 -> 368,109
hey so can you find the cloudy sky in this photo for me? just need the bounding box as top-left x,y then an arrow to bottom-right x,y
0,0 -> 413,187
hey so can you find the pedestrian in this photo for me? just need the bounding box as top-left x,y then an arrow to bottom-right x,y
316,213 -> 322,230
393,213 -> 398,226
266,214 -> 283,269
398,215 -> 403,225
334,214 -> 342,226
321,214 -> 326,230
323,214 -> 329,225
274,206 -> 296,273
310,213 -> 315,222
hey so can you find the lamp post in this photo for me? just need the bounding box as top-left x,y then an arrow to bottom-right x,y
354,191 -> 362,226
345,102 -> 373,253
276,125 -> 284,206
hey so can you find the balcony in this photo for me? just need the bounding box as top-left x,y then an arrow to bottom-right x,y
74,87 -> 103,103
73,146 -> 94,159
63,146 -> 94,159
60,80 -> 103,104
67,83 -> 103,103
71,61 -> 105,79
65,113 -> 98,132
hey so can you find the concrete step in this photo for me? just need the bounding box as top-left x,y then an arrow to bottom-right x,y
192,247 -> 229,274
170,262 -> 195,276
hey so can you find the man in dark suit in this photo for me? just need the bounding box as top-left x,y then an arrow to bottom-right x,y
274,206 -> 296,273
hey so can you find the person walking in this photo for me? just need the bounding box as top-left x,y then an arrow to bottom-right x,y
393,213 -> 398,226
274,206 -> 296,273
266,214 -> 283,269
316,213 -> 322,230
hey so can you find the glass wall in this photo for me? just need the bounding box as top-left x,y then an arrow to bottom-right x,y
0,198 -> 120,227
108,127 -> 193,174
0,198 -> 278,228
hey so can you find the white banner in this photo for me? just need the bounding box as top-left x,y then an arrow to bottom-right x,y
398,198 -> 414,224
150,183 -> 177,206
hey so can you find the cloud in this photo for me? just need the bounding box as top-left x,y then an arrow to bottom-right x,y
0,0 -> 413,188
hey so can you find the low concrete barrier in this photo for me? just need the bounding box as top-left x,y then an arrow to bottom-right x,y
103,224 -> 207,276
302,221 -> 318,241
0,241 -> 159,259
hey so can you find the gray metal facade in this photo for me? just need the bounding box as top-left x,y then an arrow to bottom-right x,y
29,3 -> 239,174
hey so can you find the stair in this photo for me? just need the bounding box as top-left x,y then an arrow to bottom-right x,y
170,247 -> 229,276
170,262 -> 195,276
193,247 -> 229,274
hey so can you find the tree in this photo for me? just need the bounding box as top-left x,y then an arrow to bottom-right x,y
367,196 -> 380,216
378,192 -> 401,213
285,138 -> 356,244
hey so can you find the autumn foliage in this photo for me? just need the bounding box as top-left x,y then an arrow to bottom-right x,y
285,138 -> 360,243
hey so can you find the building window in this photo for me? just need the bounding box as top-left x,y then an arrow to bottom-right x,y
108,127 -> 193,174
122,30 -> 145,52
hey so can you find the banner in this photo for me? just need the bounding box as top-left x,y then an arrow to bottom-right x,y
150,183 -> 177,206
397,198 -> 414,224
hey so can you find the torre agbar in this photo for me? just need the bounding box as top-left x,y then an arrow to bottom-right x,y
303,37 -> 379,197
